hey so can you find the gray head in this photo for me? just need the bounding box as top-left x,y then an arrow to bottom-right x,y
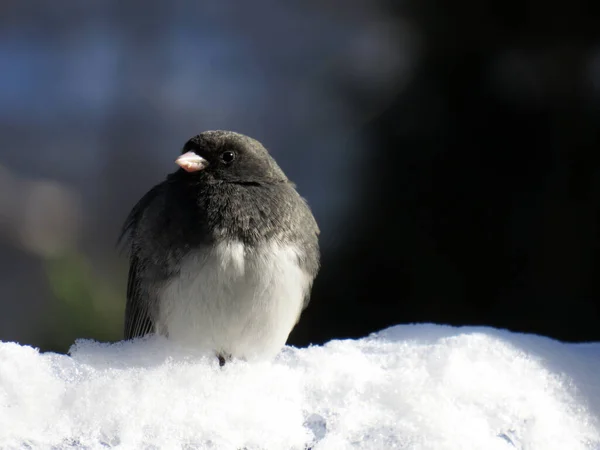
175,130 -> 288,184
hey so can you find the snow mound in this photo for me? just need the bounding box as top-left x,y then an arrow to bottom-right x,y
0,324 -> 599,449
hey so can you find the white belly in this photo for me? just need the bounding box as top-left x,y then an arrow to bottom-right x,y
157,240 -> 310,360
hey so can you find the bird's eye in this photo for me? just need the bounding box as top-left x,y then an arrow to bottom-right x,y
220,151 -> 236,164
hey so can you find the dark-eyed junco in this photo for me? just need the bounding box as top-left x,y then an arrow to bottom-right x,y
119,131 -> 320,365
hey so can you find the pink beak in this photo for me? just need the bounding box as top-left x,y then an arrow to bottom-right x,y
175,151 -> 209,172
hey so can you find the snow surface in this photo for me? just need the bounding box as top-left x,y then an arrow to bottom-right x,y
1,324 -> 599,450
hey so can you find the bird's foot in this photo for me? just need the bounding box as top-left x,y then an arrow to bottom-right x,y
217,353 -> 231,367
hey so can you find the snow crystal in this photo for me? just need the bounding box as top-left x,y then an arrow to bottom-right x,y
0,324 -> 599,449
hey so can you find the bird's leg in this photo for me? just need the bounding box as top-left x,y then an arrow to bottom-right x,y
217,352 -> 231,367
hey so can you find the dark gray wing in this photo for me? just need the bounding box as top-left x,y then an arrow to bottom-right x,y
301,239 -> 320,311
123,253 -> 155,339
119,184 -> 165,340
296,196 -> 321,312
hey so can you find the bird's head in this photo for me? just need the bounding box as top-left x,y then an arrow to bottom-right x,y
175,131 -> 287,185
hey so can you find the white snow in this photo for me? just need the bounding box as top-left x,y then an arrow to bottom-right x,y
0,324 -> 599,449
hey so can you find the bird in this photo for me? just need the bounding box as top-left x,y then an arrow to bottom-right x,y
119,130 -> 320,365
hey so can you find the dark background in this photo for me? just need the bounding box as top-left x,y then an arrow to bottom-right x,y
0,0 -> 598,353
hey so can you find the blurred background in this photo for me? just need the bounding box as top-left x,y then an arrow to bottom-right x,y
0,0 -> 598,353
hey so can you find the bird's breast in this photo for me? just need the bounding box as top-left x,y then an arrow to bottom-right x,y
156,239 -> 310,360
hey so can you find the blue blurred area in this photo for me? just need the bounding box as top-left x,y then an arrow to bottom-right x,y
0,0 -> 407,202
